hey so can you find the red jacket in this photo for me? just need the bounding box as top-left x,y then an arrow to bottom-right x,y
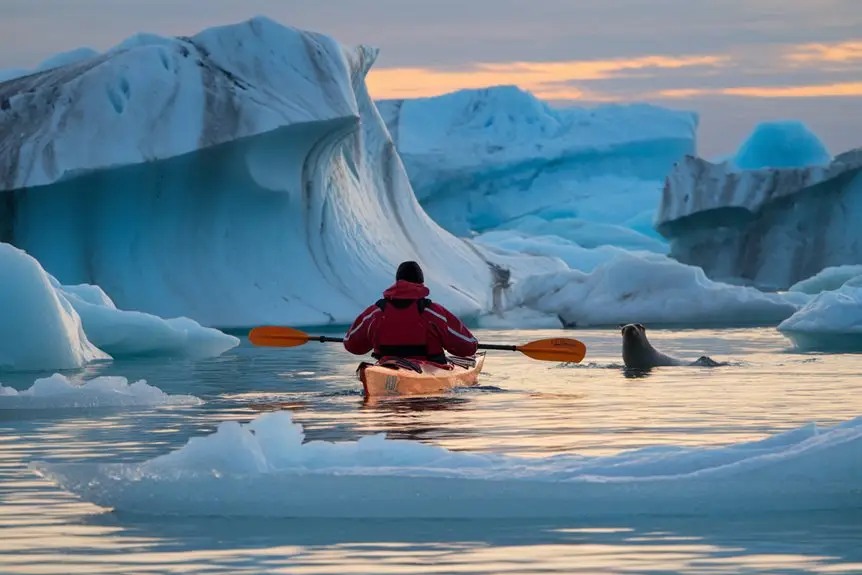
343,280 -> 478,359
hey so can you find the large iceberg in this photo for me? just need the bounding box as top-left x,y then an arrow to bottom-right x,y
0,242 -> 238,371
0,17 -> 561,329
656,137 -> 862,290
377,87 -> 697,240
30,410 -> 862,518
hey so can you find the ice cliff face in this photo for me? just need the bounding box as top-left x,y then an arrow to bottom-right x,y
656,148 -> 862,290
0,17 -> 560,328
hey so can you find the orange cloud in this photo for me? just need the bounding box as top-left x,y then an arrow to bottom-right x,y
657,82 -> 862,98
785,41 -> 862,64
366,54 -> 727,100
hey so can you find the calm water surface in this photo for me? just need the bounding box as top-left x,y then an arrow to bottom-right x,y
1,327 -> 861,574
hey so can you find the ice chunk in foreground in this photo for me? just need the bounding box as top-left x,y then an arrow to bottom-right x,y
0,17 -> 555,329
508,252 -> 807,327
733,120 -> 832,170
788,265 -> 862,294
778,281 -> 862,351
0,373 -> 202,409
0,243 -> 108,371
377,87 -> 696,236
657,146 -> 862,290
30,410 -> 862,518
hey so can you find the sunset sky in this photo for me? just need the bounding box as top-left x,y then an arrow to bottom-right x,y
2,0 -> 860,156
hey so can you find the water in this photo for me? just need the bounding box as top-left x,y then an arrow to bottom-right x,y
1,327 -> 861,574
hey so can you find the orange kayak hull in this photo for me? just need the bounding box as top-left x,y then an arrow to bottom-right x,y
359,352 -> 486,397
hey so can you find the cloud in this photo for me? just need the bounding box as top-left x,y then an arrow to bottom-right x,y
368,54 -> 728,101
785,41 -> 862,67
658,82 -> 862,99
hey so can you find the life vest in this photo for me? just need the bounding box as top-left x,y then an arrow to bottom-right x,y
372,297 -> 437,359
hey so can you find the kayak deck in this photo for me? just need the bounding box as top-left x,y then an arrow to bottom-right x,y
358,352 -> 486,397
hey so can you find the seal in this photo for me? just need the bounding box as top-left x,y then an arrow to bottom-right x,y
619,323 -> 722,369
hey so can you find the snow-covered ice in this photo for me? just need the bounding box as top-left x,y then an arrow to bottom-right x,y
0,242 -> 238,371
30,409 -> 862,518
779,279 -> 862,352
378,87 -> 695,238
0,373 -> 202,410
501,251 -> 807,328
0,17 -> 558,329
657,135 -> 862,290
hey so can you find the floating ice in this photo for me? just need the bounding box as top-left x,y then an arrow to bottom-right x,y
30,410 -> 862,518
788,265 -> 862,294
0,243 -> 108,371
0,242 -> 238,371
56,281 -> 240,358
0,373 -> 202,409
508,251 -> 807,327
496,215 -> 668,254
779,281 -> 862,352
473,230 -> 646,274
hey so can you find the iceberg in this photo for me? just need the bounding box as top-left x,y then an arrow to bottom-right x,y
0,373 -> 202,409
30,410 -> 862,518
502,251 -> 806,328
493,214 -> 669,254
732,120 -> 832,171
0,242 -> 238,371
0,17 -> 559,329
473,230 -> 649,274
656,141 -> 862,291
0,242 -> 108,371
56,279 -> 240,359
778,279 -> 862,352
377,87 -> 697,238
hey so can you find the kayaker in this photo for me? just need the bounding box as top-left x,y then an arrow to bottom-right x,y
343,261 -> 478,363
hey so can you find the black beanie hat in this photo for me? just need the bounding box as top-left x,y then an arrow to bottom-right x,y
396,261 -> 424,284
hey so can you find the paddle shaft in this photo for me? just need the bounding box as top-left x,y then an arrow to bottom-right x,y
248,326 -> 586,363
309,335 -> 516,352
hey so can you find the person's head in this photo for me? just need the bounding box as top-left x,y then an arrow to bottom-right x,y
395,261 -> 424,284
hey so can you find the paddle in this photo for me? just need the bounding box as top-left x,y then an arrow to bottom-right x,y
248,326 -> 587,363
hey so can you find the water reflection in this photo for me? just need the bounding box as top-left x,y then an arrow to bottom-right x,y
1,327 -> 862,574
1,510 -> 857,575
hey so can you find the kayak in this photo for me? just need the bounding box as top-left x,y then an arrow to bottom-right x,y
358,352 -> 486,397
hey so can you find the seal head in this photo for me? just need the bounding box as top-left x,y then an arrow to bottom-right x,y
619,323 -> 680,369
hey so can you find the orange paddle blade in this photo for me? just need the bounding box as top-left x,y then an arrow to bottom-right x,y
248,326 -> 312,347
516,337 -> 587,363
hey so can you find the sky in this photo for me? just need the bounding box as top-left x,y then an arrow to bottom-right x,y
1,0 -> 861,157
